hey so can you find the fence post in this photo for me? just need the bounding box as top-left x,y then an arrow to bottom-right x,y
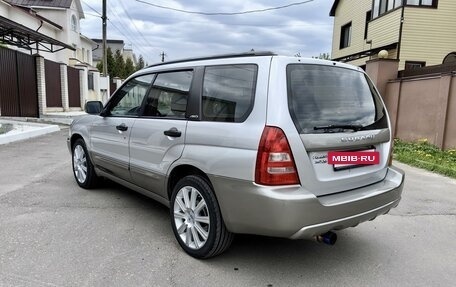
76,65 -> 88,110
366,58 -> 399,100
384,80 -> 402,138
91,70 -> 101,101
436,74 -> 452,149
60,63 -> 69,112
100,75 -> 110,103
113,77 -> 122,90
34,55 -> 47,117
443,73 -> 456,149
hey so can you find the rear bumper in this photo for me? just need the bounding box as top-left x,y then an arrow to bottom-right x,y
209,166 -> 404,239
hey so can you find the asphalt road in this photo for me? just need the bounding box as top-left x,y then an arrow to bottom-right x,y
0,129 -> 455,287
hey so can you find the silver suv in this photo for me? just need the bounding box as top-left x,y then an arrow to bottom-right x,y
68,52 -> 404,258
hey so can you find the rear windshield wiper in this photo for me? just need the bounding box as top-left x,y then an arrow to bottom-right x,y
314,124 -> 363,132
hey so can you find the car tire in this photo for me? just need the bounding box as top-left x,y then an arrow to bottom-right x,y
170,175 -> 233,259
72,138 -> 99,189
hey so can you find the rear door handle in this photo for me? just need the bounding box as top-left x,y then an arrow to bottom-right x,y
164,127 -> 182,137
116,123 -> 128,131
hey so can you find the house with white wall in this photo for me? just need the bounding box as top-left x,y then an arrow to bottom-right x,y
2,0 -> 95,66
0,0 -> 112,116
92,38 -> 137,67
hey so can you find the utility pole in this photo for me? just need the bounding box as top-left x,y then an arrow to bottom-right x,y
102,0 -> 107,76
160,51 -> 167,63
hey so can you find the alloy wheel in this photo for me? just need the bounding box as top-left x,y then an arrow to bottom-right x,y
73,145 -> 87,184
173,186 -> 210,249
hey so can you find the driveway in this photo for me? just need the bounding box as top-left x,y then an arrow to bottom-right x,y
0,129 -> 455,287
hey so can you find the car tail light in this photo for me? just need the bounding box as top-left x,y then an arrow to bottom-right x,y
255,126 -> 300,185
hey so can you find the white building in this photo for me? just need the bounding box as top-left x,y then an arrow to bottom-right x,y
92,38 -> 137,67
1,0 -> 95,66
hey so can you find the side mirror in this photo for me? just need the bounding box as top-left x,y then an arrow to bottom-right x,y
85,101 -> 103,115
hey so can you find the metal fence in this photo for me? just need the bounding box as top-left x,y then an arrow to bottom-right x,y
68,66 -> 80,107
0,47 -> 38,117
45,59 -> 62,107
398,63 -> 456,78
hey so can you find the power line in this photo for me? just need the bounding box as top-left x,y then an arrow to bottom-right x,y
107,19 -> 152,63
85,13 -> 331,28
82,0 -> 155,63
106,3 -> 152,62
81,1 -> 102,17
135,0 -> 314,16
115,0 -> 157,50
84,12 -> 102,18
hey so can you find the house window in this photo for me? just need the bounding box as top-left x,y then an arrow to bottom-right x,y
88,73 -> 94,90
340,22 -> 352,49
372,0 -> 437,19
380,0 -> 388,14
405,61 -> 426,70
71,15 -> 77,32
388,0 -> 395,10
374,0 -> 438,18
364,11 -> 372,39
406,0 -> 437,6
373,0 -> 402,18
373,0 -> 380,18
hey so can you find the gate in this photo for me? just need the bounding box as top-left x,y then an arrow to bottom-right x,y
0,47 -> 38,117
110,81 -> 117,96
45,59 -> 62,107
67,66 -> 80,107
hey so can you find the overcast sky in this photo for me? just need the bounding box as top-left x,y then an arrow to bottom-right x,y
80,0 -> 334,65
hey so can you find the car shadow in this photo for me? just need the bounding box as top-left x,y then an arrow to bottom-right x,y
93,178 -> 378,280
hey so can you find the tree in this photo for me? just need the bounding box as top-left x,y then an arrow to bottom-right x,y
96,48 -> 133,78
106,47 -> 115,76
124,58 -> 135,78
136,55 -> 145,71
96,62 -> 103,73
312,53 -> 331,60
96,47 -> 115,76
113,49 -> 125,78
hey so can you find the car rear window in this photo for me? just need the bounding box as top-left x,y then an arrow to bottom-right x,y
287,64 -> 387,134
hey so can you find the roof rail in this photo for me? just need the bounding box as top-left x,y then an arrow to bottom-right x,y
146,51 -> 276,68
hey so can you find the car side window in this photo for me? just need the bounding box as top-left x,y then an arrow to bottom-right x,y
202,65 -> 257,122
143,71 -> 193,118
107,74 -> 154,117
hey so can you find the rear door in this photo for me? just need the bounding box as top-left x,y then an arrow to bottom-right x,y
270,58 -> 391,196
129,70 -> 194,198
90,74 -> 154,181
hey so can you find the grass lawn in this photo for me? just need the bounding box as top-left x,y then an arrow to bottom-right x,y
393,139 -> 456,179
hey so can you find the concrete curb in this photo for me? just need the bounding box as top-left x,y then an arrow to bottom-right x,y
0,120 -> 60,145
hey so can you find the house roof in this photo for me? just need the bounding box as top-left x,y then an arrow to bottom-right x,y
5,0 -> 73,9
92,39 -> 125,45
12,4 -> 63,30
0,15 -> 75,52
5,0 -> 84,18
330,0 -> 340,16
